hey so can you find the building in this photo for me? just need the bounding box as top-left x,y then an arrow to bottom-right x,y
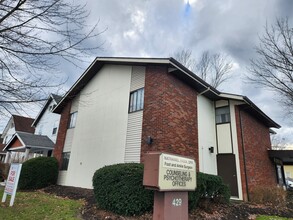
2,94 -> 62,163
53,57 -> 280,201
1,115 -> 35,163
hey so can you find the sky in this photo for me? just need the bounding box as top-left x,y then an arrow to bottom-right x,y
83,0 -> 293,147
2,0 -> 293,147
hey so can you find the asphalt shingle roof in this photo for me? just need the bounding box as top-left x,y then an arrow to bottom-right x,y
16,132 -> 54,149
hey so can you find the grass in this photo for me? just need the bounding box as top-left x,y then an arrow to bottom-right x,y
256,216 -> 293,220
0,188 -> 83,220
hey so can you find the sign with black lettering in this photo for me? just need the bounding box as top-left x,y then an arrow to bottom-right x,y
158,153 -> 196,191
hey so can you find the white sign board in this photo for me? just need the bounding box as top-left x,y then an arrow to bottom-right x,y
158,153 -> 196,191
2,163 -> 22,206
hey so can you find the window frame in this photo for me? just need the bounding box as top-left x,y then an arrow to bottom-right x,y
129,88 -> 144,113
68,111 -> 77,129
60,152 -> 70,171
215,106 -> 231,124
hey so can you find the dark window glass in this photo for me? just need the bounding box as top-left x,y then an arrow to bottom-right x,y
216,106 -> 230,124
61,152 -> 70,170
129,88 -> 144,113
52,127 -> 57,135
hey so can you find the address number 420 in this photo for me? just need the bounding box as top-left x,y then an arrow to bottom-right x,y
172,198 -> 182,206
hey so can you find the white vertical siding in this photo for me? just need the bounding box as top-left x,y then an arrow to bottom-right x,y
63,64 -> 132,188
216,124 -> 233,153
197,95 -> 217,175
130,66 -> 145,91
124,66 -> 145,163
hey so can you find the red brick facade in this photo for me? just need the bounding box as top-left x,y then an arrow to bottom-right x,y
53,101 -> 71,169
235,106 -> 277,200
141,66 -> 199,169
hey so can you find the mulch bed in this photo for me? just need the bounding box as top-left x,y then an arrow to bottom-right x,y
42,185 -> 293,220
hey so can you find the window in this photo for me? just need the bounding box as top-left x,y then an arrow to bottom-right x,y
52,127 -> 57,135
68,112 -> 77,129
216,106 -> 230,124
129,88 -> 144,113
52,121 -> 59,135
61,152 -> 70,170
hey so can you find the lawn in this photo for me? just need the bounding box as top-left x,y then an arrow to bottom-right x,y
0,188 -> 83,220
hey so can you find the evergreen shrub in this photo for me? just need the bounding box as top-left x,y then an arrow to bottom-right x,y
92,163 -> 153,216
93,164 -> 230,215
19,157 -> 58,190
189,172 -> 230,210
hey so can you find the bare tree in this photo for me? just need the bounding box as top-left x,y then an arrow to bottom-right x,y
196,51 -> 233,89
173,49 -> 233,89
173,49 -> 196,71
0,0 -> 103,117
248,17 -> 293,114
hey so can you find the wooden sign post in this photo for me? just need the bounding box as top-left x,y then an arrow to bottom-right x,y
2,163 -> 22,206
143,152 -> 196,220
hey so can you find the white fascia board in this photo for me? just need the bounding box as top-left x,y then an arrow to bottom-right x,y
26,145 -> 54,150
1,116 -> 13,139
6,146 -> 26,151
219,93 -> 244,101
96,57 -> 170,64
32,97 -> 52,127
169,61 -> 219,97
3,133 -> 26,151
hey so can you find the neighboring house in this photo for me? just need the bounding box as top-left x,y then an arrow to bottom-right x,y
32,94 -> 62,143
1,115 -> 35,163
1,115 -> 35,145
53,57 -> 280,201
2,94 -> 62,163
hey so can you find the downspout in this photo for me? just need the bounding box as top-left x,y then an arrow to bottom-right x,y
239,108 -> 250,201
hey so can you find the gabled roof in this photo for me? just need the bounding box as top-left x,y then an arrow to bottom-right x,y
218,93 -> 280,128
32,93 -> 62,127
53,57 -> 280,129
12,115 -> 35,133
3,132 -> 54,151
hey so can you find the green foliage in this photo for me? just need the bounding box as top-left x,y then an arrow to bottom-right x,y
93,164 -> 230,215
93,163 -> 153,216
189,172 -> 231,210
19,157 -> 58,190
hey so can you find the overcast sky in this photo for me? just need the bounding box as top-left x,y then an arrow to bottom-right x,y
3,0 -> 293,147
82,0 -> 293,147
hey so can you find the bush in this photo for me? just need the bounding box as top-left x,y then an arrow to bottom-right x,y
93,163 -> 153,216
93,164 -> 230,215
189,172 -> 231,210
250,186 -> 286,206
18,157 -> 58,190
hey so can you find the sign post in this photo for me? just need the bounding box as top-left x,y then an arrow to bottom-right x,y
143,152 -> 196,220
1,163 -> 22,206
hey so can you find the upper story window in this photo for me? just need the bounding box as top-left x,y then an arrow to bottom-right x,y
52,120 -> 59,135
68,112 -> 77,129
216,106 -> 230,124
129,88 -> 144,113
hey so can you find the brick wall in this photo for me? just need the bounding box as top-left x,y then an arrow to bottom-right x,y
235,106 -> 277,200
53,101 -> 71,169
141,66 -> 198,168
